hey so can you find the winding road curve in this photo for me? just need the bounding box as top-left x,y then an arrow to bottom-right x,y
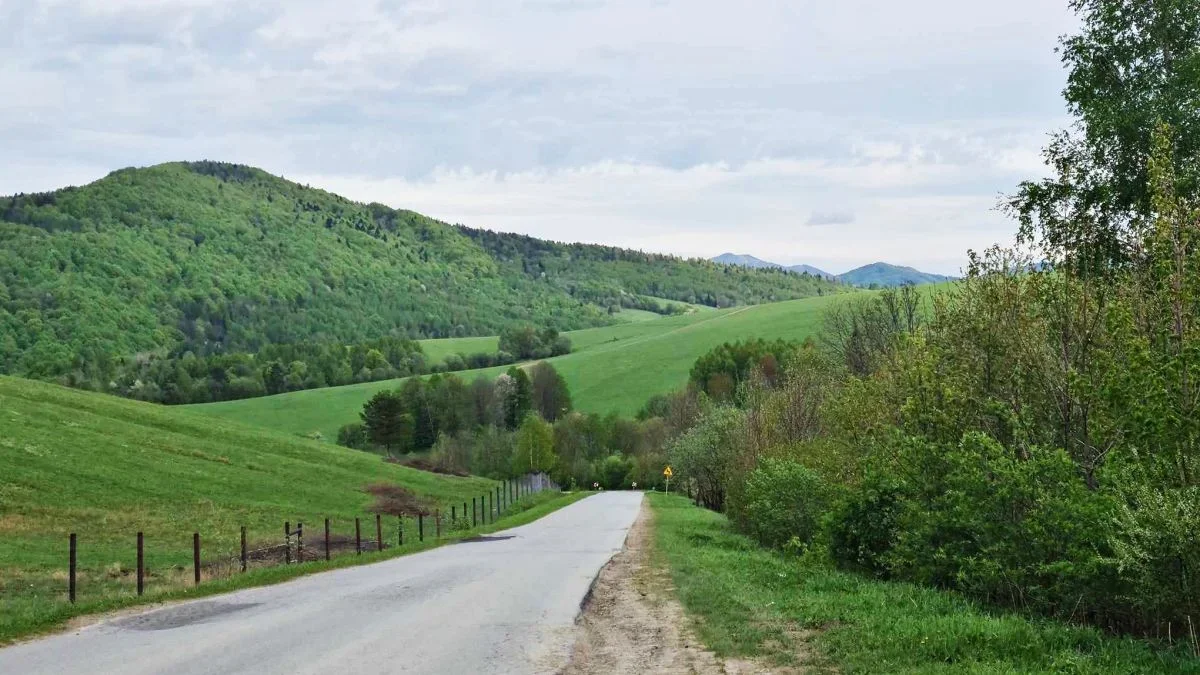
0,491 -> 643,675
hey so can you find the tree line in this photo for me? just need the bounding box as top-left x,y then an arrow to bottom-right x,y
341,362 -> 677,490
90,324 -> 571,406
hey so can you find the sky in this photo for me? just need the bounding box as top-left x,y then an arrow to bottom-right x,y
0,0 -> 1079,275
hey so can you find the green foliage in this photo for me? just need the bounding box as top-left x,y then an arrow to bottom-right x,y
360,390 -> 411,456
498,367 -> 533,430
741,458 -> 831,550
595,454 -> 633,489
649,494 -> 1198,672
827,472 -> 904,577
512,414 -> 556,474
195,293 -> 849,440
528,361 -> 572,422
1006,0 -> 1200,271
688,339 -> 797,402
668,406 -> 745,510
497,325 -> 571,360
883,434 -> 1118,620
0,162 -> 839,393
336,421 -> 370,450
461,226 -> 842,310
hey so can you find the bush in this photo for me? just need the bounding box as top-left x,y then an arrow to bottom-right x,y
595,454 -> 633,489
741,458 -> 831,549
1108,483 -> 1200,633
337,422 -> 371,450
885,433 -> 1117,620
668,406 -> 745,510
828,472 -> 904,577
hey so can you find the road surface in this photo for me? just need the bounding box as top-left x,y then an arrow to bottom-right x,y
0,491 -> 643,675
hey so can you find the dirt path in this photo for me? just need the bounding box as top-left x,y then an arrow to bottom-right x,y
563,499 -> 782,674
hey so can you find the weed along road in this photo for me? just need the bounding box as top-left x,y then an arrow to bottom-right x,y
0,492 -> 643,675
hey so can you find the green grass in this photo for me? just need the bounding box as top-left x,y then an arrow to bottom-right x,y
0,376 -> 575,642
647,493 -> 1200,674
193,294 -> 850,440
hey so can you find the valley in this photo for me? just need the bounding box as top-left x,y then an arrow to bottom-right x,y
190,294 -> 843,442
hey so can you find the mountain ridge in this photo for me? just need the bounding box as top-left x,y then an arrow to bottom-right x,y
712,252 -> 953,287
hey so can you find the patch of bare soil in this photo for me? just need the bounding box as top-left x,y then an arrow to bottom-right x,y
563,500 -> 801,674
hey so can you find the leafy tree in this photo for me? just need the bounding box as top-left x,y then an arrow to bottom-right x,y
529,361 -> 572,422
498,367 -> 533,430
513,414 -> 556,474
1007,0 -> 1200,272
262,360 -> 287,395
360,390 -> 411,457
688,339 -> 798,401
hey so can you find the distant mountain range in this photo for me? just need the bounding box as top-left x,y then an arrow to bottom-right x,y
712,253 -> 954,287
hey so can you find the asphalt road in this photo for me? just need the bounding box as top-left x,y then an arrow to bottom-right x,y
0,491 -> 643,675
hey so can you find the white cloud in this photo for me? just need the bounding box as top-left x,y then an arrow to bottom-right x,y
0,0 -> 1081,273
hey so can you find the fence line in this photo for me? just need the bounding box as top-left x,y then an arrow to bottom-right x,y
62,473 -> 558,605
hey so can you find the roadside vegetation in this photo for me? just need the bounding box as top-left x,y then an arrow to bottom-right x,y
652,1 -> 1200,666
649,494 -> 1198,673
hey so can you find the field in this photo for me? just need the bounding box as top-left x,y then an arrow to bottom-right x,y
0,376 -> 544,641
647,493 -> 1198,673
192,294 -> 849,441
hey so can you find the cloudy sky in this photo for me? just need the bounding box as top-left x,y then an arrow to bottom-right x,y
1,0 -> 1078,274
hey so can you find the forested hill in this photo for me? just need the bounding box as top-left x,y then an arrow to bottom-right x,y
461,227 -> 836,309
0,161 -> 841,385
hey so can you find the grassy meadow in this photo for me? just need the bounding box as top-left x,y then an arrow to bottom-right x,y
192,294 -> 848,441
0,376 -> 565,641
647,493 -> 1199,674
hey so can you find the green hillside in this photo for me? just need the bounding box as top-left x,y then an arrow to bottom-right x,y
0,376 -> 502,636
193,295 -> 848,441
0,161 -> 841,391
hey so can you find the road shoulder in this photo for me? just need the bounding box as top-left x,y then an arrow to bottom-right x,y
564,496 -> 776,674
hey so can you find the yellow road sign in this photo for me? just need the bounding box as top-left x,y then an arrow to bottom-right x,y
663,466 -> 673,477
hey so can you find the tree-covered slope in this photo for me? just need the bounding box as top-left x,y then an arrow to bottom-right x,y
462,228 -> 841,309
0,161 -> 841,388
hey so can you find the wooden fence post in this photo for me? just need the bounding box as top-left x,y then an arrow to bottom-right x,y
376,514 -> 383,552
472,497 -> 477,527
137,532 -> 144,596
398,515 -> 404,546
297,522 -> 303,560
418,514 -> 424,542
284,521 -> 291,564
355,517 -> 361,555
436,510 -> 441,539
69,533 -> 76,604
324,519 -> 331,561
192,533 -> 200,586
241,526 -> 248,573
452,505 -> 457,523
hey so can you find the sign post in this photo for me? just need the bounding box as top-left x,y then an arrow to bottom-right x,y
663,465 -> 673,493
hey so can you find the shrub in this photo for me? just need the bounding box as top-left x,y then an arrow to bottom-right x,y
827,472 -> 904,577
741,458 -> 831,549
885,433 -> 1117,620
668,406 -> 745,510
595,454 -> 634,489
337,422 -> 371,450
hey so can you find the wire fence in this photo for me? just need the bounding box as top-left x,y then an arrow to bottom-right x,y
39,473 -> 558,607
